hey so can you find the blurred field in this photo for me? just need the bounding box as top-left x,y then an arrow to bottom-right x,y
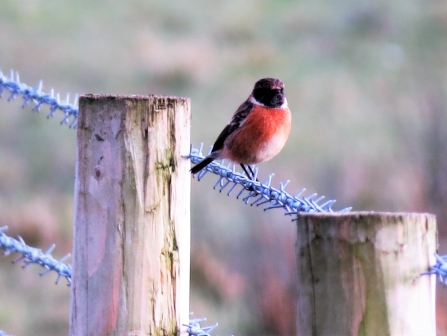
1,0 -> 447,335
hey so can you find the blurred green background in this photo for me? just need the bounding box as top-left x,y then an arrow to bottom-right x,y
1,0 -> 447,335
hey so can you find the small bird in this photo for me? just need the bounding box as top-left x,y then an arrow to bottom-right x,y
191,78 -> 291,180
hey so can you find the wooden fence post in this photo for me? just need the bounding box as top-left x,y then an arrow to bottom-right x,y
70,94 -> 191,336
296,212 -> 437,336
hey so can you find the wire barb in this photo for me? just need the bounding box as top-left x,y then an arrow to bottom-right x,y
0,226 -> 72,286
185,316 -> 220,336
0,69 -> 78,128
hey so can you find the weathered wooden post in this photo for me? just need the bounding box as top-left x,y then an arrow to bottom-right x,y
70,94 -> 190,336
296,212 -> 437,336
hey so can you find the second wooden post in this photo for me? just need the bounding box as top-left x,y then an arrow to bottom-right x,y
296,212 -> 437,336
70,94 -> 191,335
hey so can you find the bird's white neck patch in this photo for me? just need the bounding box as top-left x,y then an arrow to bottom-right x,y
249,96 -> 288,109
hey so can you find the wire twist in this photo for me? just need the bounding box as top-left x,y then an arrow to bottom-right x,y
421,254 -> 447,286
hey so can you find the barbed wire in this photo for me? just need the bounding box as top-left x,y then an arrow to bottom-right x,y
0,69 -> 78,128
422,254 -> 447,286
0,224 -> 219,334
188,143 -> 352,216
0,226 -> 72,285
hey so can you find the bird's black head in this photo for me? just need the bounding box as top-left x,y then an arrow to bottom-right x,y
252,78 -> 285,108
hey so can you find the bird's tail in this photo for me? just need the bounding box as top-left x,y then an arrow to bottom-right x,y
190,157 -> 214,174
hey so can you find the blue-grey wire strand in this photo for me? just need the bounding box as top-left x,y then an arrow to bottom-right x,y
0,69 -> 78,127
0,226 -> 72,285
187,144 -> 352,215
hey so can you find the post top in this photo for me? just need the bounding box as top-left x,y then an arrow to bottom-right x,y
80,94 -> 189,103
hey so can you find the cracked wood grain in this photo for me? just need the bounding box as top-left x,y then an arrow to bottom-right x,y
296,212 -> 437,336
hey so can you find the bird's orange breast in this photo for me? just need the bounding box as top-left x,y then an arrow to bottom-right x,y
223,105 -> 291,164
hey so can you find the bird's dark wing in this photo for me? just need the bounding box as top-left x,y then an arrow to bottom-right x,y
211,100 -> 254,152
190,100 -> 254,174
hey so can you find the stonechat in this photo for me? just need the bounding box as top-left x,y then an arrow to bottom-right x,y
191,78 -> 291,180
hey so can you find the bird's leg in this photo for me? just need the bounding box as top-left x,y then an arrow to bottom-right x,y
240,163 -> 254,180
240,163 -> 259,193
247,165 -> 257,181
